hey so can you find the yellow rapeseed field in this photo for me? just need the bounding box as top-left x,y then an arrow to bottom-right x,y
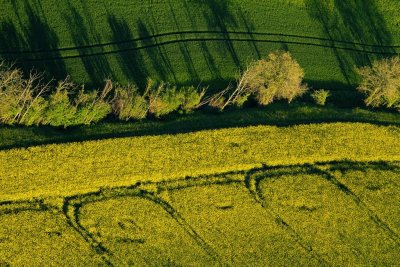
257,172 -> 399,266
0,123 -> 399,201
0,163 -> 398,265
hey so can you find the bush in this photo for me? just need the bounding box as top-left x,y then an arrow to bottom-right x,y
44,79 -> 112,127
74,89 -> 112,125
0,64 -> 49,125
357,56 -> 400,110
148,80 -> 184,118
19,97 -> 48,126
43,79 -> 77,127
311,89 -> 330,106
228,51 -> 307,107
179,86 -> 206,113
112,83 -> 149,121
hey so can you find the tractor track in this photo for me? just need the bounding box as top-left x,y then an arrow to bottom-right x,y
62,185 -> 222,265
244,171 -> 332,267
1,30 -> 399,55
63,196 -> 115,266
0,31 -> 398,63
311,166 -> 400,245
0,161 -> 399,265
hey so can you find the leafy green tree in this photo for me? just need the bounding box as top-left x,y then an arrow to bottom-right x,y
179,86 -> 206,113
44,79 -> 77,127
148,80 -> 183,118
0,63 -> 49,125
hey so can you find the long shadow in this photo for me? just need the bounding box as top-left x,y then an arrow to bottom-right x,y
237,7 -> 261,60
167,0 -> 200,82
63,3 -> 113,86
108,15 -> 148,88
305,0 -> 396,86
137,20 -> 173,82
0,2 -> 67,81
199,0 -> 242,68
182,1 -> 222,81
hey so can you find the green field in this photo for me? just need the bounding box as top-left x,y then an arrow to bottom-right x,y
1,0 -> 399,91
1,161 -> 399,265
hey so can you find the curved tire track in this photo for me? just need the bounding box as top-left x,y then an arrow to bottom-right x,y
1,30 -> 399,55
244,171 -> 332,267
62,187 -> 221,265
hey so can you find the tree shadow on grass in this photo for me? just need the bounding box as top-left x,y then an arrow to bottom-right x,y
0,2 -> 67,81
198,0 -> 241,69
63,3 -> 113,86
108,15 -> 148,88
305,0 -> 395,86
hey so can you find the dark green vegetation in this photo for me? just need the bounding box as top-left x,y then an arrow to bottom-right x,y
2,104 -> 400,151
1,0 -> 399,94
1,161 -> 399,265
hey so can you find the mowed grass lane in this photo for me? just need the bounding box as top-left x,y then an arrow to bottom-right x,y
1,123 -> 399,201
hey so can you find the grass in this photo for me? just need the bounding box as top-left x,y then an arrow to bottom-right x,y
0,0 -> 399,89
1,162 -> 398,265
1,122 -> 400,201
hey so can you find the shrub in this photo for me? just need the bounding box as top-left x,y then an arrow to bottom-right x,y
19,97 -> 48,126
74,88 -> 112,125
112,83 -> 149,121
357,56 -> 400,110
43,79 -> 77,127
179,86 -> 206,113
227,51 -> 307,107
0,64 -> 49,125
148,80 -> 184,118
44,79 -> 112,127
311,89 -> 330,106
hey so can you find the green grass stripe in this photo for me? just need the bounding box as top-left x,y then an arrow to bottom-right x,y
1,122 -> 399,201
